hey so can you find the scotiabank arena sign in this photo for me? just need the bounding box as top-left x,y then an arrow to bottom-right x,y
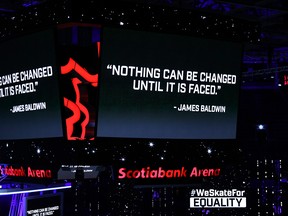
0,164 -> 53,179
118,166 -> 221,179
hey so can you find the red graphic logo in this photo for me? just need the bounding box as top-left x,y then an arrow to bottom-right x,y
61,57 -> 98,140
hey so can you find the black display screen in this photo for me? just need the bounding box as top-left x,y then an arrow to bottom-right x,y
25,193 -> 63,216
97,27 -> 242,139
0,29 -> 63,140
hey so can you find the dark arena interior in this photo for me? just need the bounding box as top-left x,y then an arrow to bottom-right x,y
1,0 -> 288,215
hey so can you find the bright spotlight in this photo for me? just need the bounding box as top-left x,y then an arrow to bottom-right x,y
257,124 -> 265,130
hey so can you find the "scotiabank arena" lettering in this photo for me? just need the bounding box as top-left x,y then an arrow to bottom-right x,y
118,167 -> 220,179
0,165 -> 52,179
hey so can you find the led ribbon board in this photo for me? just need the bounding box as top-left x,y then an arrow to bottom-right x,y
97,27 -> 242,139
0,29 -> 63,140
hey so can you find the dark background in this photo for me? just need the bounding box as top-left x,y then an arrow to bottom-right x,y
0,1 -> 288,215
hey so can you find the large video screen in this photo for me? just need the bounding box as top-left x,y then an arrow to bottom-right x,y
0,29 -> 63,140
97,27 -> 242,139
57,25 -> 100,140
25,193 -> 63,216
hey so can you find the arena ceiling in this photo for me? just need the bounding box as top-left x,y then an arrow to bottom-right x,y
0,0 -> 288,74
